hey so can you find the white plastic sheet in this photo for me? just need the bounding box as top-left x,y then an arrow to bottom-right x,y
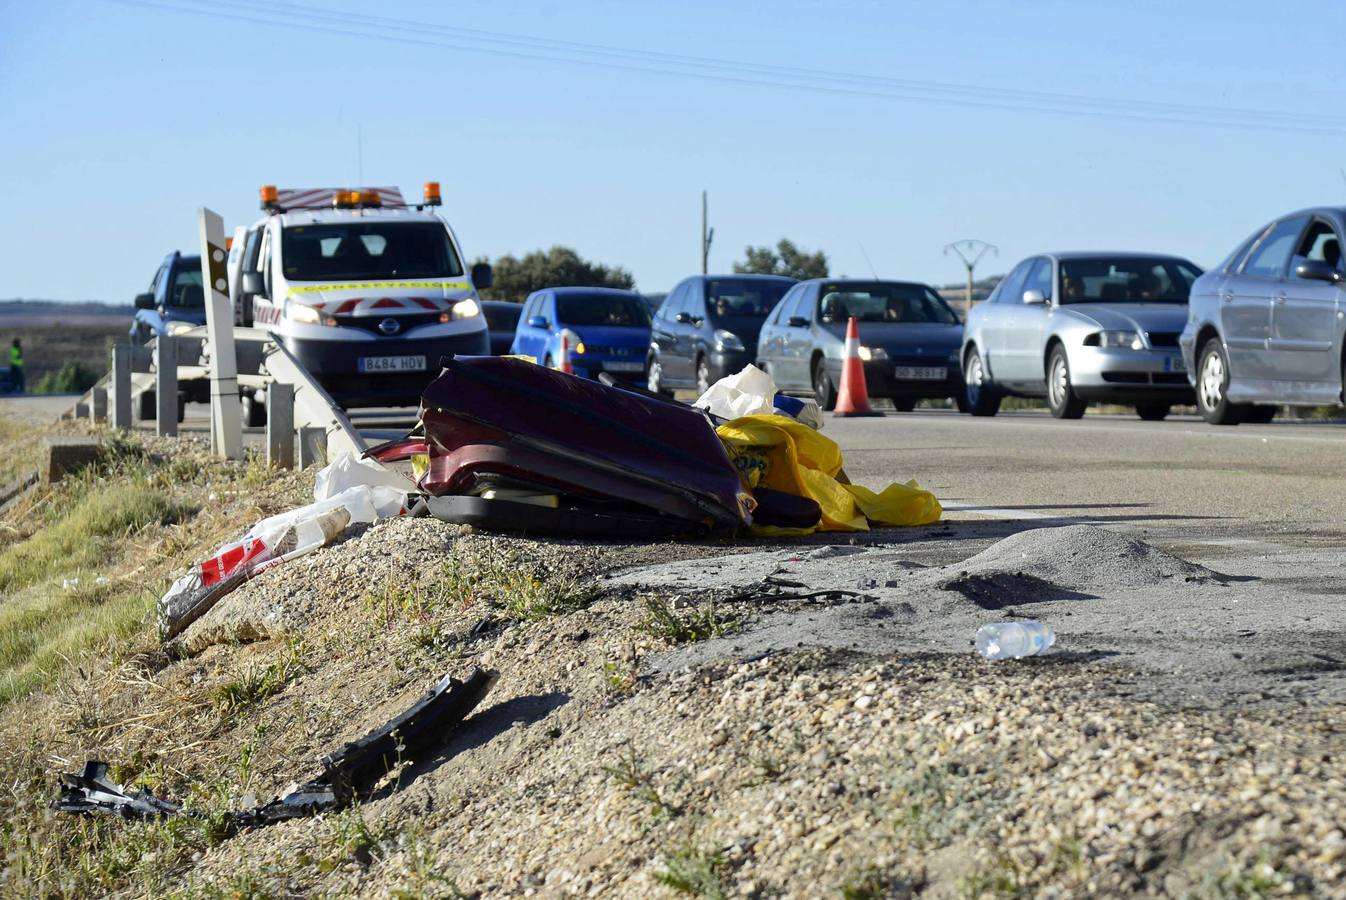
693,364 -> 778,420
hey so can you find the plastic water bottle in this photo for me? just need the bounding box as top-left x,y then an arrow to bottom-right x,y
974,621 -> 1056,661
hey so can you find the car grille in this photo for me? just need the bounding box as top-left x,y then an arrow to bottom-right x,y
1101,372 -> 1188,385
331,312 -> 444,335
1147,332 -> 1180,348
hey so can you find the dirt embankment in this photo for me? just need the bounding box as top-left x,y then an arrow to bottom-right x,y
4,502 -> 1346,898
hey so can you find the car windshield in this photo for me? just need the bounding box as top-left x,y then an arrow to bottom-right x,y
483,304 -> 521,332
167,263 -> 203,308
1058,257 -> 1200,304
817,283 -> 960,325
280,222 -> 463,281
556,294 -> 651,327
706,279 -> 794,318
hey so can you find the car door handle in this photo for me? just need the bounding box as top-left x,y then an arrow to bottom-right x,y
1275,293 -> 1287,305
1220,293 -> 1234,303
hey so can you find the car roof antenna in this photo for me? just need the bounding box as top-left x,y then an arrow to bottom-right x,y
857,242 -> 880,280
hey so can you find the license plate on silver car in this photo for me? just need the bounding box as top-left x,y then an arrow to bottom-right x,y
359,355 -> 426,373
604,361 -> 645,373
893,366 -> 947,380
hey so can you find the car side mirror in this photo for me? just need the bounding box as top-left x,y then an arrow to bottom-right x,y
1023,289 -> 1047,305
134,293 -> 155,310
674,312 -> 693,324
472,262 -> 494,289
1294,260 -> 1342,284
527,315 -> 549,329
787,315 -> 809,327
241,271 -> 267,298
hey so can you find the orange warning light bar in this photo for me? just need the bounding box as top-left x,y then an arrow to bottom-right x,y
423,181 -> 441,206
260,184 -> 280,209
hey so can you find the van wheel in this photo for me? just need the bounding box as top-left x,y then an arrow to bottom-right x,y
1196,338 -> 1243,425
963,347 -> 1001,417
647,356 -> 672,398
1136,402 -> 1170,422
812,359 -> 837,411
1047,346 -> 1087,419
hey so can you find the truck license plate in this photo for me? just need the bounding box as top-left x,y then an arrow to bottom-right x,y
604,361 -> 645,373
359,355 -> 427,373
893,366 -> 947,380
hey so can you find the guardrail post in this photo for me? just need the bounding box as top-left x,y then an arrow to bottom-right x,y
90,388 -> 107,423
266,384 -> 295,469
297,426 -> 325,469
198,207 -> 243,460
156,337 -> 178,437
110,345 -> 132,429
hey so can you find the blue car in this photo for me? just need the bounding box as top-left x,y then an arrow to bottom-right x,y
132,251 -> 207,344
510,287 -> 652,381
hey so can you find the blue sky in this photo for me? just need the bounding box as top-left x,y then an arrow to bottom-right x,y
3,0 -> 1345,301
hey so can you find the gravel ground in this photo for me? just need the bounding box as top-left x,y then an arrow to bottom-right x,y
5,508 -> 1343,897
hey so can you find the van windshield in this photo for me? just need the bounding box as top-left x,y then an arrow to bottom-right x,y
167,263 -> 203,308
556,295 -> 651,327
281,222 -> 463,281
706,278 -> 794,319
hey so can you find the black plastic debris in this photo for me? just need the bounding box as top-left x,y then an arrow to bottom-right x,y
52,668 -> 498,830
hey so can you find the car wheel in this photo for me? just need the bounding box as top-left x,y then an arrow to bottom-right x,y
893,398 -> 916,412
647,355 -> 672,398
695,356 -> 711,395
242,392 -> 267,428
1196,338 -> 1243,425
1243,405 -> 1277,424
1047,346 -> 1087,419
1135,402 -> 1170,422
812,358 -> 837,411
962,347 -> 1001,417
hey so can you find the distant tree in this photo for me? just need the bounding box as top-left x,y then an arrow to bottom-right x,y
733,239 -> 829,280
33,360 -> 98,394
474,246 -> 635,301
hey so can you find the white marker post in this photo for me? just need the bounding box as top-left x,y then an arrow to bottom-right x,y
198,208 -> 243,460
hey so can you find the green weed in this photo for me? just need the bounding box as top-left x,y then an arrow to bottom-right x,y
211,637 -> 308,716
654,843 -> 729,899
638,597 -> 741,645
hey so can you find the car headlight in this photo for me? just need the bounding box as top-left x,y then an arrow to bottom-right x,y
857,346 -> 888,361
1096,330 -> 1144,350
713,329 -> 745,352
286,302 -> 335,326
452,297 -> 481,321
166,321 -> 196,336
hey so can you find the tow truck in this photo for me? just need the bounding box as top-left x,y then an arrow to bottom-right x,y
228,183 -> 491,421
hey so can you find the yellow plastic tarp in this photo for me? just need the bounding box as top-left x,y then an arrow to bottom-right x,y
715,414 -> 942,536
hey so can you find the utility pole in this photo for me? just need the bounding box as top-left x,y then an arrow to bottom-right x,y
701,190 -> 714,275
943,239 -> 998,307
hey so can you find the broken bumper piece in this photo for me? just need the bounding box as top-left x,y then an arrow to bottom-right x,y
53,668 -> 497,829
370,357 -> 754,536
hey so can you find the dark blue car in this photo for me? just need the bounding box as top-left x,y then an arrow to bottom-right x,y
510,287 -> 651,382
132,251 -> 207,344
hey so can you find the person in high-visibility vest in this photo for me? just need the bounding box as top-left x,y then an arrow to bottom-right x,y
8,339 -> 22,394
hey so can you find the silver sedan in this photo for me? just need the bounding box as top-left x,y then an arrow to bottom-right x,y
961,252 -> 1200,420
1179,207 -> 1346,425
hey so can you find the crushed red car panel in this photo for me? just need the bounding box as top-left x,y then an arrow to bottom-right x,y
414,357 -> 752,530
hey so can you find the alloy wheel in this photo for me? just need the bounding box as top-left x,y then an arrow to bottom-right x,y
647,358 -> 662,393
1200,350 -> 1225,412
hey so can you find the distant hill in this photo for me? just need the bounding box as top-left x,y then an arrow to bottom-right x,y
0,300 -> 131,327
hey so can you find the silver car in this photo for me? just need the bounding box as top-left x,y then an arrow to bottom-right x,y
961,252 -> 1200,419
1179,208 -> 1346,425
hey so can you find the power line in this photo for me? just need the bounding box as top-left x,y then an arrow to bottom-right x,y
108,0 -> 1346,136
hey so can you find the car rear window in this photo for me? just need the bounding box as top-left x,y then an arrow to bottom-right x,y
556,295 -> 651,327
817,283 -> 959,324
484,304 -> 521,332
706,279 -> 794,318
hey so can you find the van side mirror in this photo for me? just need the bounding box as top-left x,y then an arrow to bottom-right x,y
527,315 -> 549,329
134,293 -> 155,310
1295,260 -> 1343,284
472,262 -> 494,289
787,315 -> 809,328
1022,289 -> 1047,305
241,271 -> 267,298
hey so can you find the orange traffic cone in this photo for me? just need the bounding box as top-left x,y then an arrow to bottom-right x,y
555,330 -> 574,375
833,316 -> 884,418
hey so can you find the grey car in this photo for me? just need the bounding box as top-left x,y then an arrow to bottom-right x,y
962,252 -> 1201,420
756,279 -> 964,410
1179,208 -> 1346,425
